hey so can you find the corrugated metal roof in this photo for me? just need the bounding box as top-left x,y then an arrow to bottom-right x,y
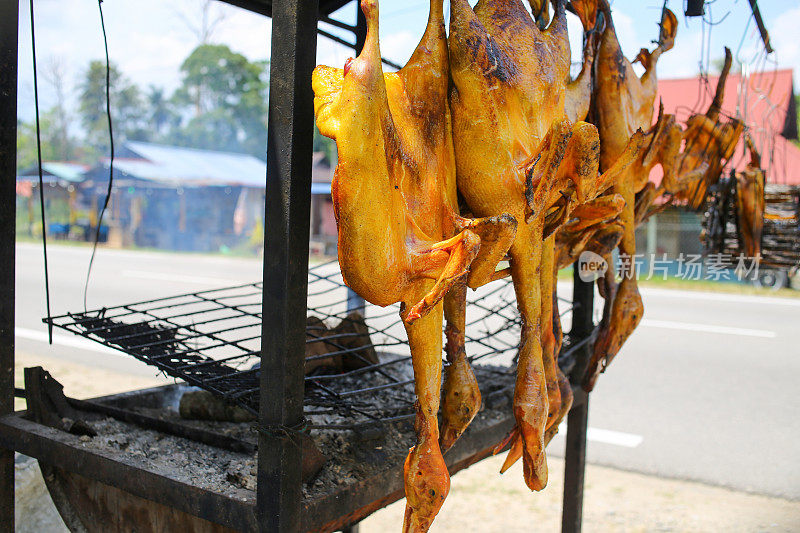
113,141 -> 268,187
19,162 -> 88,182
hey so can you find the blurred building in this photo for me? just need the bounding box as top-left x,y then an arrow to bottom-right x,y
82,142 -> 268,252
16,162 -> 88,238
641,68 -> 798,261
79,141 -> 337,253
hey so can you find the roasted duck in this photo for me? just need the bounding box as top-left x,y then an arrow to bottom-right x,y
312,1 -> 515,530
582,1 -> 677,391
670,48 -> 744,210
735,136 -> 765,258
448,0 -> 641,490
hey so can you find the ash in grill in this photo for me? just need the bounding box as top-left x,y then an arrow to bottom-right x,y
45,260 -> 579,431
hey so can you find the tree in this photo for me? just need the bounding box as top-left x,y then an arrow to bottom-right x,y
78,60 -> 148,153
42,57 -> 79,161
16,120 -> 38,171
146,85 -> 177,140
16,112 -> 83,171
171,44 -> 269,157
176,0 -> 227,46
313,125 -> 337,165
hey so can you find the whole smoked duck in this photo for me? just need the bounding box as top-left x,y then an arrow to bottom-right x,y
670,48 -> 744,210
312,1 -> 515,530
448,0 -> 640,491
583,1 -> 677,391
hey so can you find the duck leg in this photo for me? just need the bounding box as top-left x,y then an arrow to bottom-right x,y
454,213 -> 518,289
402,287 -> 449,533
540,233 -> 562,429
584,181 -> 643,391
405,230 -> 480,323
505,221 -> 549,491
440,282 -> 482,451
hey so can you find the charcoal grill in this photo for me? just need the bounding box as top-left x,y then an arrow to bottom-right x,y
42,260 -> 584,432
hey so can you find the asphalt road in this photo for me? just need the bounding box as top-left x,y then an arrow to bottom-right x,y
14,242 -> 800,500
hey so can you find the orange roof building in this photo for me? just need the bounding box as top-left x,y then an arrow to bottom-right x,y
655,68 -> 799,185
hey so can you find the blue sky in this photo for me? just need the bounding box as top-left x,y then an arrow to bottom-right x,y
16,0 -> 800,123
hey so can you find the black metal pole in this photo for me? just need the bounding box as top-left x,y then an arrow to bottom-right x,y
562,396 -> 589,533
354,3 -> 367,56
0,0 -> 19,529
561,266 -> 595,533
258,0 -> 319,531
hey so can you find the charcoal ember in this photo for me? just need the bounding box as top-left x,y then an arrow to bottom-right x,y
305,316 -> 342,374
300,433 -> 327,483
226,465 -> 256,491
329,312 -> 379,371
484,390 -> 511,410
179,390 -> 255,423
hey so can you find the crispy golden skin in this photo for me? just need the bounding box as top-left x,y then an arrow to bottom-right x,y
671,48 -> 745,210
736,137 -> 765,258
448,0 -> 643,491
313,2 -> 516,530
582,2 -> 676,391
555,193 -> 625,268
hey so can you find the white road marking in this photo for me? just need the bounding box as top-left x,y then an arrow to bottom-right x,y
15,327 -> 125,356
554,424 -> 643,448
555,282 -> 800,308
640,318 -> 777,338
638,287 -> 800,307
121,269 -> 238,286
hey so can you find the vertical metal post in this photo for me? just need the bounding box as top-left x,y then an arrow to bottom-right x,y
561,266 -> 594,533
258,0 -> 319,531
354,2 -> 367,55
0,0 -> 19,530
346,289 -> 365,313
344,0 -> 368,317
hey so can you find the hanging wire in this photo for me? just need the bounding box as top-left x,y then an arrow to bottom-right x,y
83,0 -> 115,311
28,0 -> 53,344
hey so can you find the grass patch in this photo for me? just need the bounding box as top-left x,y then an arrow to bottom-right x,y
556,266 -> 798,298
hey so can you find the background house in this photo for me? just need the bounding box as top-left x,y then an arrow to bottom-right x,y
16,162 -> 88,238
81,141 -> 268,252
637,67 -> 799,261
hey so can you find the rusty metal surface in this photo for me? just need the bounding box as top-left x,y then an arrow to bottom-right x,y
42,464 -> 236,533
303,412 -> 516,533
0,385 -> 524,533
0,414 -> 257,531
561,266 -> 596,532
259,0 -> 320,529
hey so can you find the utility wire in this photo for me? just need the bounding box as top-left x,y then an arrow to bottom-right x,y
84,0 -> 115,311
29,0 -> 53,343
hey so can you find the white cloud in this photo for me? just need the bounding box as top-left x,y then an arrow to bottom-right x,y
378,31 -> 418,66
768,5 -> 800,85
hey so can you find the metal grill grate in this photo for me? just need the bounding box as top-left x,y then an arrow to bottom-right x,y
45,260 -> 581,430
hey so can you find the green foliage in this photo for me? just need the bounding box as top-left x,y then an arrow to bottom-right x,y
313,125 -> 337,165
795,95 -> 800,148
20,44 -> 271,167
16,112 -> 81,171
78,60 -> 147,153
170,44 -> 269,157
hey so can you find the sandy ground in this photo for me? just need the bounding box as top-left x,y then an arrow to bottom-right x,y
12,352 -> 800,532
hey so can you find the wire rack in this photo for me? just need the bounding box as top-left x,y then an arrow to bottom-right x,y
703,179 -> 800,269
44,260 -> 581,431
